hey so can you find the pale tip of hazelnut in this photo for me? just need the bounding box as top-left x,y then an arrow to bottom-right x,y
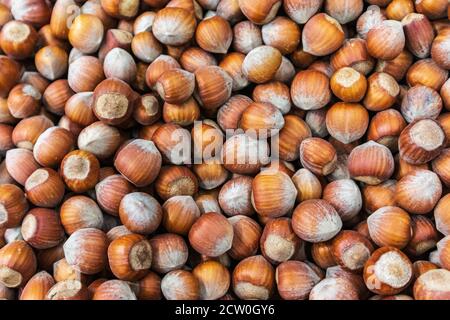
129,240 -> 153,271
62,154 -> 90,180
374,251 -> 412,289
25,169 -> 49,190
410,119 -> 445,151
96,93 -> 129,120
234,282 -> 269,300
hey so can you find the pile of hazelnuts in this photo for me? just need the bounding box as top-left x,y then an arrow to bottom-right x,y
0,0 -> 450,300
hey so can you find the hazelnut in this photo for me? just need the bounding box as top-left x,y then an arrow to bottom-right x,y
163,97 -> 200,126
0,240 -> 37,288
108,233 -> 152,281
0,55 -> 23,98
192,260 -> 230,300
309,277 -> 359,300
331,230 -> 374,272
276,260 -> 322,300
5,148 -> 40,186
260,218 -> 302,264
232,21 -> 262,54
323,179 -> 362,222
155,166 -> 198,200
367,206 -> 412,249
305,108 -> 329,138
42,79 -> 74,116
95,174 -> 134,216
149,233 -> 188,274
415,0 -> 448,20
402,13 -> 434,58
152,7 -> 196,46
195,65 -> 233,109
193,161 -> 228,190
228,215 -> 261,260
50,0 -> 79,40
302,13 -> 345,56
33,127 -> 75,168
367,20 -> 405,60
325,0 -> 363,24
21,208 -> 64,250
67,56 -> 105,93
330,67 -> 367,103
367,109 -> 406,151
413,260 -> 438,279
292,199 -> 343,243
145,55 -> 181,90
60,195 -> 104,235
261,17 -> 300,55
0,184 -> 28,229
7,84 -> 41,119
238,0 -> 281,25
232,255 -> 275,300
135,271 -> 162,300
283,0 -> 323,24
68,14 -> 104,54
363,246 -> 413,295
326,102 -> 369,144
35,45 -> 68,81
60,150 -> 100,193
406,59 -> 448,91
251,171 -> 297,218
156,68 -> 195,104
92,279 -> 136,300
161,195 -> 199,235
406,215 -> 438,256
434,194 -> 450,236
362,179 -> 397,214
217,95 -> 252,131
300,137 -> 337,176
398,119 -> 446,165
188,212 -> 233,257
180,47 -> 217,73
152,123 -> 191,165
25,168 -> 65,208
103,48 -> 137,85
119,192 -> 163,235
196,15 -> 232,54
431,28 -> 450,70
240,102 -> 284,137
196,192 -> 222,216
19,271 -> 55,300
291,70 -> 331,111
363,72 -> 400,112
63,228 -> 108,275
397,169 -> 442,215
291,168 -> 322,202
414,269 -> 450,300
161,269 -> 199,300
131,31 -> 163,64
92,78 -> 136,126
386,0 -> 415,21
347,141 -> 395,185
222,133 -> 269,175
114,139 -> 162,187
78,121 -> 121,160
53,258 -> 88,284
0,20 -> 38,60
218,176 -> 254,217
